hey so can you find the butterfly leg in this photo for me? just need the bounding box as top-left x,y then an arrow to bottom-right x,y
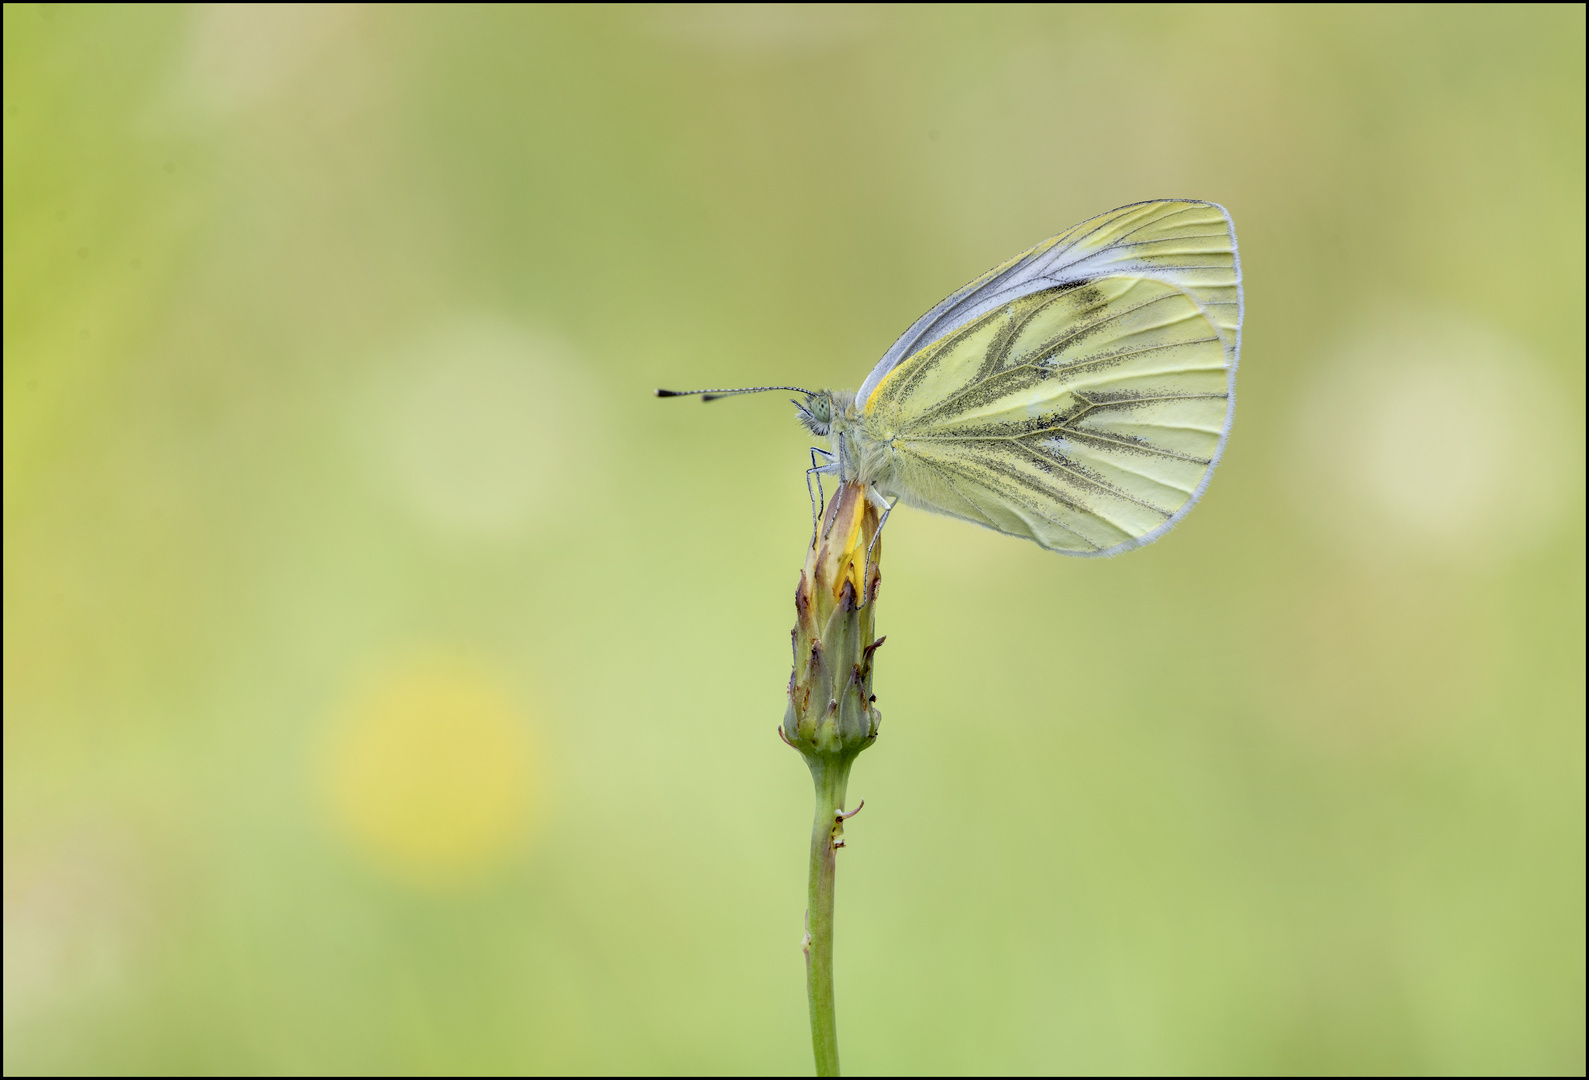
809,447 -> 835,518
806,447 -> 836,547
812,433 -> 850,545
861,495 -> 898,606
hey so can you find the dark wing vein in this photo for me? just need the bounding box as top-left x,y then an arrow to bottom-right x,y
1004,441 -> 1177,517
1047,336 -> 1222,379
929,423 -> 1212,465
907,288 -> 1197,424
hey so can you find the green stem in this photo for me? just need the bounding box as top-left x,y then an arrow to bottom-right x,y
805,755 -> 853,1077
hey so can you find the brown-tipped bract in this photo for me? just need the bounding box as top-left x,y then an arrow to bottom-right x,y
783,481 -> 883,763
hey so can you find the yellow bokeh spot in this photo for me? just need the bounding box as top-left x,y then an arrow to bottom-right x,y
322,655 -> 541,888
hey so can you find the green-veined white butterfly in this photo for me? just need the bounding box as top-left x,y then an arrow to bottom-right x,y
660,199 -> 1242,557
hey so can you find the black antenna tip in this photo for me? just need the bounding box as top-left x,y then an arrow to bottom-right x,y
655,384 -> 817,401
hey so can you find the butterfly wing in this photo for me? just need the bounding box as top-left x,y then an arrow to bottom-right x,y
861,200 -> 1241,556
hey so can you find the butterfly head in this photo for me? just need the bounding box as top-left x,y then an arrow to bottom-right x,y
794,390 -> 860,439
794,391 -> 834,437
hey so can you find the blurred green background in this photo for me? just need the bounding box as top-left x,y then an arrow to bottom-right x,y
4,4 -> 1584,1074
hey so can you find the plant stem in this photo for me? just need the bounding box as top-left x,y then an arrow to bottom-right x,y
805,755 -> 853,1077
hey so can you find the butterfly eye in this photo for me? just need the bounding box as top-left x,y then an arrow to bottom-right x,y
797,393 -> 833,437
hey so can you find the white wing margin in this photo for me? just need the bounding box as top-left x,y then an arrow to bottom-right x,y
857,200 -> 1243,406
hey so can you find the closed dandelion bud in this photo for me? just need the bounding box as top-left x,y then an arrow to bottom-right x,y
783,481 -> 884,763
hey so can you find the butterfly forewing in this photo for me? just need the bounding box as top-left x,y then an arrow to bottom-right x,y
860,200 -> 1241,556
857,200 -> 1241,407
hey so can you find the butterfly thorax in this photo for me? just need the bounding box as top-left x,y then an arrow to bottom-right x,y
795,389 -> 900,490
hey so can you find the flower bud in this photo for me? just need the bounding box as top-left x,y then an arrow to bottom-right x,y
783,481 -> 884,762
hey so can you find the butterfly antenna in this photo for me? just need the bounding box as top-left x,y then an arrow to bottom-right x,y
655,385 -> 816,403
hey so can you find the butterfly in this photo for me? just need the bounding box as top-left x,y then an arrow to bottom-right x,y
659,199 -> 1242,557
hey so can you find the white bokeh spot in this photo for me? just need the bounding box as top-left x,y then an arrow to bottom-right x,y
1293,308 -> 1577,560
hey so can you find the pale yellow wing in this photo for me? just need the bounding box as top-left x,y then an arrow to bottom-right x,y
861,201 -> 1241,556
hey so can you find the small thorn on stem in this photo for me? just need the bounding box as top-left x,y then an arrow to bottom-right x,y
836,799 -> 865,821
777,726 -> 796,747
